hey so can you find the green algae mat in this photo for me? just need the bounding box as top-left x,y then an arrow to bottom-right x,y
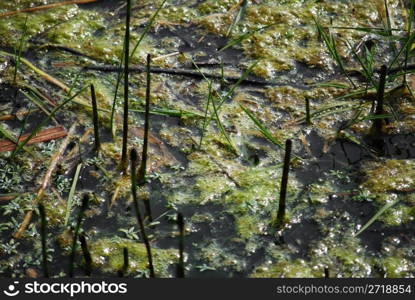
0,0 -> 414,278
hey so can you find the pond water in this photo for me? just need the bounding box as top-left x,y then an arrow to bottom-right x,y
0,0 -> 414,278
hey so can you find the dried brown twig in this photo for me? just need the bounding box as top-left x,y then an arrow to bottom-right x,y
13,123 -> 77,239
0,126 -> 67,152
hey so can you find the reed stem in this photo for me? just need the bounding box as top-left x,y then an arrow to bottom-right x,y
79,234 -> 92,276
177,213 -> 185,278
130,149 -> 155,278
324,267 -> 330,278
305,97 -> 312,126
372,65 -> 387,135
38,203 -> 49,278
117,247 -> 129,277
68,194 -> 89,278
138,54 -> 152,222
120,0 -> 131,173
90,84 -> 100,153
276,139 -> 292,227
123,247 -> 129,275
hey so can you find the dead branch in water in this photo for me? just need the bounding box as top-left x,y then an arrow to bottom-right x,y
83,64 -> 274,86
0,126 -> 67,152
13,123 -> 77,239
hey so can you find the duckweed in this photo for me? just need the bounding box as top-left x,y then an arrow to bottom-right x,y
89,238 -> 177,277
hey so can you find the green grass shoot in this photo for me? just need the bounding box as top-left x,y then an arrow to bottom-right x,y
238,102 -> 284,149
226,0 -> 247,37
65,163 -> 83,227
11,85 -> 88,158
120,0 -> 132,173
355,198 -> 399,236
313,15 -> 356,88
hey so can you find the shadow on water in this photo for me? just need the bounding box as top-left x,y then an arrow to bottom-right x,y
291,129 -> 415,262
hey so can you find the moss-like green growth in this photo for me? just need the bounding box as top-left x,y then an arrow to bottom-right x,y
379,204 -> 414,226
194,0 -> 404,78
198,0 -> 240,14
360,159 -> 415,194
196,240 -> 245,273
43,194 -> 68,226
381,256 -> 414,278
0,3 -> 79,49
225,166 -> 299,215
309,224 -> 375,277
251,259 -> 318,278
235,215 -> 261,240
195,174 -> 234,204
357,159 -> 414,228
89,238 -> 177,277
307,181 -> 333,204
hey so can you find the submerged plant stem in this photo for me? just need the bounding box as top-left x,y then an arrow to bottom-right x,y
69,194 -> 89,278
305,97 -> 312,126
83,65 -> 271,86
177,213 -> 185,278
13,123 -> 77,239
371,65 -> 387,136
79,234 -> 92,276
38,203 -> 49,278
130,149 -> 155,278
138,54 -> 153,222
277,139 -> 292,227
120,0 -> 131,173
90,84 -> 101,154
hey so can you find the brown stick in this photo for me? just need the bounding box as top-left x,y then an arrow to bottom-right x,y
0,126 -> 67,152
84,64 -> 273,86
0,0 -> 98,18
0,195 -> 18,202
0,51 -> 94,110
13,123 -> 77,239
0,109 -> 42,121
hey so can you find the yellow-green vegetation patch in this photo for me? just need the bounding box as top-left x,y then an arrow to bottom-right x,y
235,214 -> 262,240
43,194 -> 68,226
307,181 -> 333,204
198,0 -> 240,14
46,10 -> 105,45
46,10 -> 156,64
158,6 -> 198,23
196,240 -> 245,272
193,0 -> 404,78
310,228 -> 374,277
195,174 -> 234,204
251,258 -> 318,278
0,2 -> 80,49
264,84 -> 357,128
360,159 -> 415,194
252,224 -> 378,277
224,165 -> 301,239
226,165 -> 300,214
89,238 -> 177,277
379,203 -> 414,226
381,256 -> 414,278
0,0 -> 413,279
265,86 -> 306,115
0,0 -> 159,64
